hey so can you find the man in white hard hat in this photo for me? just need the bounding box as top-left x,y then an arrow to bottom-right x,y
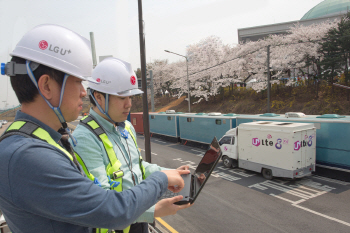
0,24 -> 189,233
72,57 -> 191,233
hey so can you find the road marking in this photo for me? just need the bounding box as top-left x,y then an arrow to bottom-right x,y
270,193 -> 296,204
257,180 -> 350,228
191,149 -> 205,153
312,175 -> 350,185
227,168 -> 255,177
292,203 -> 350,227
249,180 -> 330,199
139,148 -> 157,155
190,149 -> 205,157
156,217 -> 179,233
212,171 -> 241,181
172,158 -> 197,169
155,140 -> 166,143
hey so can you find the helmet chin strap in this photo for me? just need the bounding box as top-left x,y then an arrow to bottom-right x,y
89,90 -> 125,128
26,60 -> 78,146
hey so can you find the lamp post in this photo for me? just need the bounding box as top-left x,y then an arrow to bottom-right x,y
164,50 -> 191,113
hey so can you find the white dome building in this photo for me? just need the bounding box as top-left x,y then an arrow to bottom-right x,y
238,0 -> 350,43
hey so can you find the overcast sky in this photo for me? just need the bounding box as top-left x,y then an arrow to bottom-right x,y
0,0 -> 324,109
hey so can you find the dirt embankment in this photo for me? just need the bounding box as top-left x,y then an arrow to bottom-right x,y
131,82 -> 350,115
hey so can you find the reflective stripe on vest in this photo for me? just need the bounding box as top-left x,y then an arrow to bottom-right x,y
75,152 -> 102,187
96,226 -> 131,233
79,115 -> 123,192
0,120 -> 73,161
79,115 -> 146,183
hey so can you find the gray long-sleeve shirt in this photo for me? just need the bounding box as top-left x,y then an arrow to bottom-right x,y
0,111 -> 167,233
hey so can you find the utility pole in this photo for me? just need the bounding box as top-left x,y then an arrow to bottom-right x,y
186,57 -> 190,113
149,70 -> 155,112
138,0 -> 152,163
164,50 -> 191,112
90,32 -> 97,68
267,45 -> 271,113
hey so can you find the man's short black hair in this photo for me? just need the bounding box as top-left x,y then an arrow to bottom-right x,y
88,89 -> 106,107
10,56 -> 65,104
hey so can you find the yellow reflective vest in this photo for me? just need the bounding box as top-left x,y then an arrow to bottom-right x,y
76,115 -> 147,233
1,120 -> 73,160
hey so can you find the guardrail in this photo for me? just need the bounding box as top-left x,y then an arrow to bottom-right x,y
0,105 -> 21,119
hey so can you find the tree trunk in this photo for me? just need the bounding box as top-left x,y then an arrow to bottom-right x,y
222,86 -> 225,101
346,77 -> 350,101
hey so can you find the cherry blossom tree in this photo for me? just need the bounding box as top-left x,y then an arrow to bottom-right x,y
147,17 -> 341,99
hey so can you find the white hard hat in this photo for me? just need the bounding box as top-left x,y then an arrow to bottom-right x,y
89,57 -> 143,96
10,24 -> 95,82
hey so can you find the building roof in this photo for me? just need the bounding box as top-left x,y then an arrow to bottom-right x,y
301,0 -> 350,20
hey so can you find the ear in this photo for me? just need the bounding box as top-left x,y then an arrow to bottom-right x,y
37,74 -> 56,100
94,91 -> 105,108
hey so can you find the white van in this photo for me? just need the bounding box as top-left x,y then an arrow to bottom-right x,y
219,121 -> 316,179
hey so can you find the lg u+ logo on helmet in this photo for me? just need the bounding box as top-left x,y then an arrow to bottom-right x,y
38,40 -> 71,56
39,40 -> 48,50
130,76 -> 136,85
96,78 -> 111,84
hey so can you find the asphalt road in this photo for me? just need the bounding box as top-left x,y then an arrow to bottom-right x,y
137,134 -> 350,233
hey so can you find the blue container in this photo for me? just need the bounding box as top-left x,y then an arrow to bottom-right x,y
178,113 -> 240,144
236,113 -> 350,171
149,112 -> 184,138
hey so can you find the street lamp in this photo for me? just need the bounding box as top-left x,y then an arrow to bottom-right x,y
164,50 -> 191,113
2,101 -> 8,110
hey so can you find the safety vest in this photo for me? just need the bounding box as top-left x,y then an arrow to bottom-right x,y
77,115 -> 147,233
0,120 -> 126,233
0,120 -> 102,186
0,120 -> 74,160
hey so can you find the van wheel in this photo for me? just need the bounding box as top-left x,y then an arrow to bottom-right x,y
223,156 -> 233,168
262,168 -> 273,180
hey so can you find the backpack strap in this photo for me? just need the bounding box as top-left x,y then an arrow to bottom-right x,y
79,115 -> 123,192
0,120 -> 73,161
